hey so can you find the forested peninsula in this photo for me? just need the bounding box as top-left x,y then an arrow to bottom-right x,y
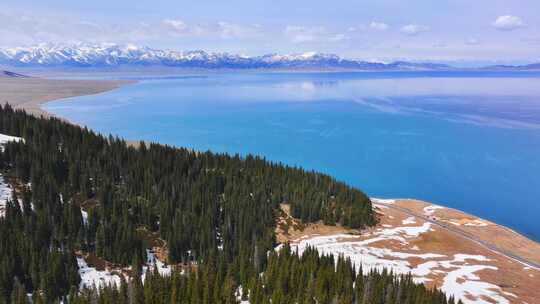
0,104 -> 458,303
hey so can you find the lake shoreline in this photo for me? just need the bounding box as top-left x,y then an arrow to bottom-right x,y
2,74 -> 539,254
0,76 -> 135,119
0,76 -> 141,145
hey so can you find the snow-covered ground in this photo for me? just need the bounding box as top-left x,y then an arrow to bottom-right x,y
0,133 -> 24,152
288,229 -> 443,280
371,198 -> 396,205
444,218 -> 489,227
77,248 -> 173,291
77,257 -> 122,290
423,205 -> 445,216
235,286 -> 250,304
0,133 -> 24,217
402,217 -> 417,225
420,202 -> 490,228
463,219 -> 488,227
0,174 -> 14,217
0,133 -> 24,144
142,249 -> 172,281
285,219 -> 513,304
80,209 -> 88,225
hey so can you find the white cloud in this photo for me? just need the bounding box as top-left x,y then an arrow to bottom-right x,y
492,15 -> 525,31
0,10 -> 116,45
400,24 -> 430,36
217,21 -> 260,39
285,26 -> 323,43
162,19 -> 260,39
465,38 -> 480,45
1,7 -> 538,62
329,33 -> 347,42
284,25 -> 347,43
163,19 -> 188,33
369,21 -> 389,31
0,8 -> 265,48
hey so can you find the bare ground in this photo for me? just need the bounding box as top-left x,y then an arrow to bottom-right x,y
277,200 -> 540,304
0,77 -> 132,118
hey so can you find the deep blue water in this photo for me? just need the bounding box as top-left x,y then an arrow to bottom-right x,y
44,71 -> 540,241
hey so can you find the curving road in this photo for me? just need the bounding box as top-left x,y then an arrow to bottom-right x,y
374,201 -> 540,270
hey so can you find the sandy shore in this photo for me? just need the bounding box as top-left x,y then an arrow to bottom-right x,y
0,76 -> 133,117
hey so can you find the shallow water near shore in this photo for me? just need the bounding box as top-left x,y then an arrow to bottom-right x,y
44,71 -> 540,241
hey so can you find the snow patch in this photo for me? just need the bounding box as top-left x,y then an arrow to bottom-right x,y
78,249 -> 173,291
81,208 -> 88,225
0,133 -> 24,151
464,219 -> 488,227
77,257 -> 121,290
235,286 -> 250,304
287,220 -> 444,283
0,134 -> 25,217
502,291 -> 517,298
142,249 -> 172,281
402,217 -> 417,225
216,230 -> 224,250
438,262 -> 506,304
0,174 -> 14,217
285,227 -> 511,304
423,205 -> 445,216
377,222 -> 433,240
371,198 -> 396,205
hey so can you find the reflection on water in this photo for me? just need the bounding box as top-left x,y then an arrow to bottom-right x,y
45,72 -> 540,241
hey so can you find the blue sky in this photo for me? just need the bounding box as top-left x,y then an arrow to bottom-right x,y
1,0 -> 539,63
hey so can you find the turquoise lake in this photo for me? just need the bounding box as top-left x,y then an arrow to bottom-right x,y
44,71 -> 540,241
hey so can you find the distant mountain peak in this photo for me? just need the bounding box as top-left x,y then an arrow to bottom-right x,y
0,43 -> 461,70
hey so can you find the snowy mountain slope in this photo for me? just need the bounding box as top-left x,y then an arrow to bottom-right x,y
0,43 -> 453,70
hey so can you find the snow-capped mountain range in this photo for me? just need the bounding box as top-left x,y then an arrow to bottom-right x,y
1,44 -> 538,70
0,43 -> 453,70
